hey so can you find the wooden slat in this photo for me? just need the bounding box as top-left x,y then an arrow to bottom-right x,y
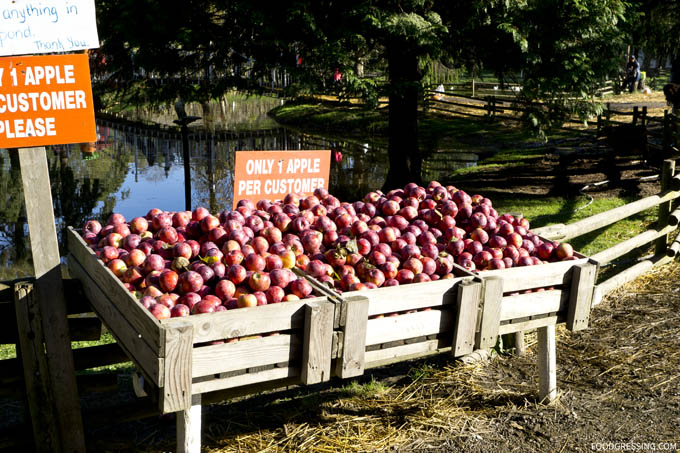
567,263 -> 598,331
594,254 -> 673,304
335,295 -> 369,379
480,259 -> 585,293
68,256 -> 163,386
500,290 -> 568,322
163,298 -> 316,344
19,148 -> 85,453
191,366 -> 299,395
342,277 -> 467,316
364,339 -> 450,369
301,301 -> 334,384
591,225 -> 675,265
14,283 -> 60,453
67,228 -> 162,352
476,277 -> 503,349
566,188 -> 680,241
161,322 -> 194,413
452,280 -> 481,357
191,334 -> 301,378
498,314 -> 563,335
72,343 -> 129,371
365,309 -> 452,346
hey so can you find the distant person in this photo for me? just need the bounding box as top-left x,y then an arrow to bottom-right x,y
333,68 -> 342,84
623,56 -> 640,93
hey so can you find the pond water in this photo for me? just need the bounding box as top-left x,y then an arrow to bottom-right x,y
0,95 -> 477,279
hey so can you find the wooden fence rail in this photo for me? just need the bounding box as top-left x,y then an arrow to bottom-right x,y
534,158 -> 680,306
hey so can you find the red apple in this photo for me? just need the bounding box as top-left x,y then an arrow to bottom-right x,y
148,303 -> 171,320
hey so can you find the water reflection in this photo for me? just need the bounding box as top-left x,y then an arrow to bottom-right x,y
0,119 -> 389,279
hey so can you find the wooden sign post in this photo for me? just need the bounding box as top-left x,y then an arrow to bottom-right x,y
232,150 -> 331,208
1,2 -> 99,450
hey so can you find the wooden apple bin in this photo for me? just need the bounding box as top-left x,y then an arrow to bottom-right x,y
300,245 -> 598,403
67,226 -> 597,452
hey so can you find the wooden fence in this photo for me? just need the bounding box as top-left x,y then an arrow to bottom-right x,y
425,88 -> 680,150
534,158 -> 680,305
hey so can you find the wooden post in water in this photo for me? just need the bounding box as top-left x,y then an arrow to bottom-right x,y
181,124 -> 192,211
18,147 -> 86,452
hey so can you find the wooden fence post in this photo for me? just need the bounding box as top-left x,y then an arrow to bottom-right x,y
642,106 -> 648,127
18,147 -> 86,453
472,78 -> 475,98
632,106 -> 639,125
14,283 -> 60,453
605,102 -> 611,125
663,110 -> 671,156
655,159 -> 676,256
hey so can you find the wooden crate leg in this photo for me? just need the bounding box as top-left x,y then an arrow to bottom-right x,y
537,325 -> 557,403
177,394 -> 201,453
514,331 -> 526,356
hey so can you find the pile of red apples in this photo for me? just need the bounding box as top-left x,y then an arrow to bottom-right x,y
80,181 -> 575,320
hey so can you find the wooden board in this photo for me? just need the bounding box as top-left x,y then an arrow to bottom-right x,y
567,263 -> 598,331
191,334 -> 301,378
452,280 -> 482,357
342,277 -> 468,316
498,314 -> 564,335
481,258 -> 586,293
191,366 -> 299,395
67,228 -> 162,352
476,277 -> 503,349
499,290 -> 568,322
365,309 -> 453,347
364,339 -> 450,369
301,301 -> 334,385
162,298 -> 319,344
161,322 -> 194,413
335,295 -> 369,378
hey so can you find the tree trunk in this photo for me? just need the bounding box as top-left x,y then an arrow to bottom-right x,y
383,46 -> 422,191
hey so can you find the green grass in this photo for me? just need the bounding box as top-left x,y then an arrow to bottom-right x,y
491,194 -> 658,256
341,378 -> 390,398
0,344 -> 15,360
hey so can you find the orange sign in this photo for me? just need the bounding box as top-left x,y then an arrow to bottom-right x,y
233,150 -> 331,207
0,53 -> 96,148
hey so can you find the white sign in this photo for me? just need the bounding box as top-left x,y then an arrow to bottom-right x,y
0,0 -> 99,57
